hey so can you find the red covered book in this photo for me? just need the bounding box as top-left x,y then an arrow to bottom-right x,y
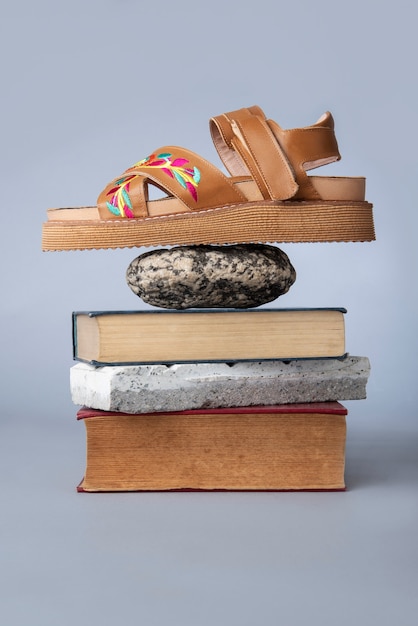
77,402 -> 347,492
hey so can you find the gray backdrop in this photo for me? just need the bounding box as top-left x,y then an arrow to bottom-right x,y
1,1 -> 417,624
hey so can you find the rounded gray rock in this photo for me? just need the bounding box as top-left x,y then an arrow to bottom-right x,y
126,244 -> 296,309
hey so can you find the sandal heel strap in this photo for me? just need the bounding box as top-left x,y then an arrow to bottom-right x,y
211,107 -> 343,202
268,113 -> 341,200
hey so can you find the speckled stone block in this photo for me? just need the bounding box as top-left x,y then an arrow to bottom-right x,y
70,355 -> 370,414
126,244 -> 296,309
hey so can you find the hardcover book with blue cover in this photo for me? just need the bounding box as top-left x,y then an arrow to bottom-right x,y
72,307 -> 347,365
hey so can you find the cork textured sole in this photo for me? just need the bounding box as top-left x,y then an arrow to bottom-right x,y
42,201 -> 375,251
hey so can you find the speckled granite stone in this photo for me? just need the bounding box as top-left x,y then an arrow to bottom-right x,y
126,244 -> 296,309
70,355 -> 370,414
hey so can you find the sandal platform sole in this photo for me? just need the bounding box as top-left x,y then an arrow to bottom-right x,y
42,201 -> 375,251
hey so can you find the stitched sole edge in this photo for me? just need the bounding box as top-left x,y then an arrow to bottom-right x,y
42,201 -> 375,251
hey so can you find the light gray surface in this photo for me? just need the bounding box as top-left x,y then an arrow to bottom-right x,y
70,356 -> 370,413
1,411 -> 417,626
1,1 -> 418,624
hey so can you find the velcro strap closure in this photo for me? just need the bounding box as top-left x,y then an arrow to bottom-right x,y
210,106 -> 266,177
231,116 -> 298,201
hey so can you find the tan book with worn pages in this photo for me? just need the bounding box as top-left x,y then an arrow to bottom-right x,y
77,402 -> 348,492
72,308 -> 347,365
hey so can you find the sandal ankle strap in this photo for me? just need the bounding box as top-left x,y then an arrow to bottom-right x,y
210,106 -> 341,201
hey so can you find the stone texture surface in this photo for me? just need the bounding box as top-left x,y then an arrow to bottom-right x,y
126,244 -> 296,309
71,355 -> 370,414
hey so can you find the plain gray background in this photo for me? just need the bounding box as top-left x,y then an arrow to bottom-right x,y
1,1 -> 417,624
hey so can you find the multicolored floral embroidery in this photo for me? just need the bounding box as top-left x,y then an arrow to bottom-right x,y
105,175 -> 136,218
132,153 -> 201,201
106,152 -> 201,218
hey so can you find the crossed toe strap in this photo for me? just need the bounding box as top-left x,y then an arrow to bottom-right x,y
97,146 -> 248,220
210,106 -> 341,201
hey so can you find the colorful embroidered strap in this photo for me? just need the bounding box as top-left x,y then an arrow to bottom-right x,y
97,145 -> 247,220
105,153 -> 201,218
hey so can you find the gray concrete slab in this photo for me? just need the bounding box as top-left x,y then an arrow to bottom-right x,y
70,355 -> 370,414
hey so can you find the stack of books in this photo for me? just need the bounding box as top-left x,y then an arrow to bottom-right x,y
70,300 -> 371,492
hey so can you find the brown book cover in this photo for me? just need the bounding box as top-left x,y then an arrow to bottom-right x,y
77,402 -> 348,492
72,308 -> 347,365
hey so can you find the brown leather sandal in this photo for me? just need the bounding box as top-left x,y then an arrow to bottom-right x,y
42,105 -> 375,251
